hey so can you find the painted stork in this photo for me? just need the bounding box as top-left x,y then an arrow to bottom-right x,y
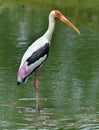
17,10 -> 80,112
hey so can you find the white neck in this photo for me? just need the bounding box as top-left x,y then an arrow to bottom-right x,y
43,13 -> 56,42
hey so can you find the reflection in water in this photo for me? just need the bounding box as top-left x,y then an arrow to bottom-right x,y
17,16 -> 29,46
0,2 -> 99,130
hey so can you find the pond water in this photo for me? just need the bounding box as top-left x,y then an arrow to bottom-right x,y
0,2 -> 99,130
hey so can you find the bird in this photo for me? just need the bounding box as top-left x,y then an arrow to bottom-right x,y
17,10 -> 80,112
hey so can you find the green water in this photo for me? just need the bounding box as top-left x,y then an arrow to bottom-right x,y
0,1 -> 99,130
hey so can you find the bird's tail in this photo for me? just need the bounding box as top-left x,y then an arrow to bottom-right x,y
17,63 -> 30,85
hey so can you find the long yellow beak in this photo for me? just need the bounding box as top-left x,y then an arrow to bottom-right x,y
60,15 -> 80,35
54,10 -> 80,35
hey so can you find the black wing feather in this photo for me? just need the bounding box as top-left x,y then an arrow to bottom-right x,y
27,43 -> 49,66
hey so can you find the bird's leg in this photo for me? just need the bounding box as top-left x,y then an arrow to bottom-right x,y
34,68 -> 40,112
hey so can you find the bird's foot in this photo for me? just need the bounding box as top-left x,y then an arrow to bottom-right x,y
36,107 -> 40,112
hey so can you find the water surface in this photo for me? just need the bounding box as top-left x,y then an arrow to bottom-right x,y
0,2 -> 99,130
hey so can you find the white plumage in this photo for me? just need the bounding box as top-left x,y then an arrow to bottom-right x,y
17,36 -> 49,83
21,37 -> 49,64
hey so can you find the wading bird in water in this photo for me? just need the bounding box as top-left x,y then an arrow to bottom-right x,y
17,10 -> 80,112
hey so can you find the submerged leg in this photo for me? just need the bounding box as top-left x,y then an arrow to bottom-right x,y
34,68 -> 40,112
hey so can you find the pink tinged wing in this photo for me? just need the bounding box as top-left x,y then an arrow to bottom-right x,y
17,63 -> 30,82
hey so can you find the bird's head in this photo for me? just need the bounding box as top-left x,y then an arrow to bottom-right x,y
51,10 -> 80,35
